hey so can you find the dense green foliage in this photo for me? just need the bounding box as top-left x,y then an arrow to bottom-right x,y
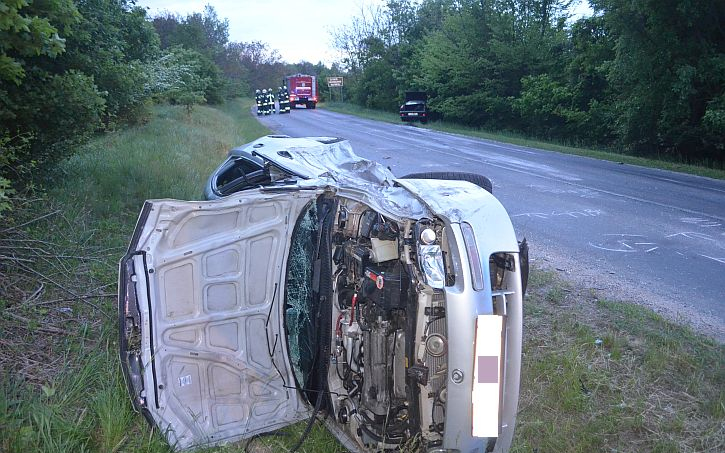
334,0 -> 725,165
0,1 -> 346,206
1,0 -> 158,202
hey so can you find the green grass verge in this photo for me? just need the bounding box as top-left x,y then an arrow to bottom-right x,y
321,102 -> 725,180
512,269 -> 724,453
2,100 -> 722,452
0,99 -> 274,453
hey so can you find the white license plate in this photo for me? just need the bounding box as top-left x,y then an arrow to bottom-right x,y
408,112 -> 418,116
471,315 -> 503,438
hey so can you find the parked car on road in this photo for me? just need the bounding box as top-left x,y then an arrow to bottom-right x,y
400,91 -> 429,124
119,135 -> 528,452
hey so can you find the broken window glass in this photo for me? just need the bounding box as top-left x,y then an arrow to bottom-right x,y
284,201 -> 318,387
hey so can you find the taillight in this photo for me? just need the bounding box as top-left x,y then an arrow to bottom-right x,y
461,222 -> 485,290
312,96 -> 317,101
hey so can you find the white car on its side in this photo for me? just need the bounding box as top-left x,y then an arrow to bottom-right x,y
119,136 -> 528,452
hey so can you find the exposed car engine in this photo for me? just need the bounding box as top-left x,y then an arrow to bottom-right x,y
327,199 -> 450,451
121,136 -> 527,453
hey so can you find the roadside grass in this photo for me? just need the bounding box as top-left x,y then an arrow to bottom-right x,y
0,99 -> 272,453
511,268 -> 725,453
321,102 -> 725,180
53,100 -> 269,219
1,99 -> 722,453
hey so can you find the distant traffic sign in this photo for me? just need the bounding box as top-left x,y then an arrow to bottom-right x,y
328,77 -> 343,87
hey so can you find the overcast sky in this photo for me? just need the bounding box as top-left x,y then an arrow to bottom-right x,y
137,1 -> 592,64
136,0 -> 386,64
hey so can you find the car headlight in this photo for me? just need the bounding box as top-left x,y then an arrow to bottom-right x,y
419,244 -> 445,289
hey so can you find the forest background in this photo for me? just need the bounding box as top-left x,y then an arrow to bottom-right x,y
2,0 -> 724,209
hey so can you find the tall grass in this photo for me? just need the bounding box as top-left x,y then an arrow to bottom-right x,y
511,269 -> 725,453
53,101 -> 269,220
1,99 -> 272,453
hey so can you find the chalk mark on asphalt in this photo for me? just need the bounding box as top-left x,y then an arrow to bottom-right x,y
700,255 -> 725,265
589,234 -> 650,253
681,217 -> 722,228
513,209 -> 603,219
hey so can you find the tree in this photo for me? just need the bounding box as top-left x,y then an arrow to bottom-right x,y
151,6 -> 230,103
55,0 -> 160,124
0,0 -> 78,84
224,41 -> 285,93
593,0 -> 725,163
1,0 -> 160,189
145,46 -> 216,111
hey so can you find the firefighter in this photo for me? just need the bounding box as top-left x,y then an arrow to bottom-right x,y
276,87 -> 286,114
278,86 -> 290,114
267,88 -> 276,114
255,89 -> 262,116
261,89 -> 269,115
276,87 -> 284,114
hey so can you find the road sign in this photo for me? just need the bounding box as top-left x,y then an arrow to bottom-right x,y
328,77 -> 343,87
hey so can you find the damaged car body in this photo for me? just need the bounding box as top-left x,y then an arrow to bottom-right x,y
119,136 -> 529,453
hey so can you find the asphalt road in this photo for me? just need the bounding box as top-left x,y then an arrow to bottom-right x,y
257,107 -> 725,338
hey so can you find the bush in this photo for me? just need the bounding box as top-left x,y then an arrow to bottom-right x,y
143,46 -> 229,111
5,70 -> 106,176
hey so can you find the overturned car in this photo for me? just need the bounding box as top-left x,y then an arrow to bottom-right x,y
119,136 -> 528,453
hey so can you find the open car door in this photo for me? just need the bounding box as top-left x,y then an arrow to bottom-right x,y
119,190 -> 319,450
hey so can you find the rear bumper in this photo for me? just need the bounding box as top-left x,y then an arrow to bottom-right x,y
400,113 -> 426,122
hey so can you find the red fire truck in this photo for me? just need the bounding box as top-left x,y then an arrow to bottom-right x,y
286,74 -> 318,109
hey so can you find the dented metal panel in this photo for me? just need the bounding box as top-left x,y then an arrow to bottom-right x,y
250,136 -> 431,221
123,189 -> 320,450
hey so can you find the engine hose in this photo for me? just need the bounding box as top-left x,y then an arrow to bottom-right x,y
289,387 -> 324,453
359,423 -> 406,444
358,410 -> 407,435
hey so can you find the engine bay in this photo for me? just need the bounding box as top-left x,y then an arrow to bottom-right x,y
327,199 -> 450,451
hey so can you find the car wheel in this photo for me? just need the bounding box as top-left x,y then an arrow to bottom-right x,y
400,171 -> 493,194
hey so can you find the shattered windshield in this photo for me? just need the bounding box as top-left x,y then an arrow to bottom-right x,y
284,201 -> 319,388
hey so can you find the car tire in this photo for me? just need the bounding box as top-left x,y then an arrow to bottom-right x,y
400,171 -> 493,194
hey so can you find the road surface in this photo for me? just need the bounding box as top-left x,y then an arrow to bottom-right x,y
257,108 -> 725,339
